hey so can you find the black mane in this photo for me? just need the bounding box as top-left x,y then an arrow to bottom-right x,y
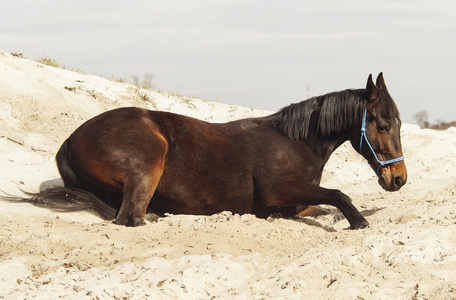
277,89 -> 366,140
276,88 -> 400,141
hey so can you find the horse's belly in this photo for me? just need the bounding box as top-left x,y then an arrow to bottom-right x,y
151,176 -> 254,215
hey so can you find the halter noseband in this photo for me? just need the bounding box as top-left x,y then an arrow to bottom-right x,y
359,109 -> 405,176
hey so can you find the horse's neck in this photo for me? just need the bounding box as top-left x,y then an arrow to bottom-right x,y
314,134 -> 350,165
309,112 -> 360,164
314,102 -> 363,162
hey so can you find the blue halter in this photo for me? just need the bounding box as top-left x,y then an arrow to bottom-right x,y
359,109 -> 405,176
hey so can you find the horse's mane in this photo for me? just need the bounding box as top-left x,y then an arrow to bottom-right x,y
276,89 -> 399,141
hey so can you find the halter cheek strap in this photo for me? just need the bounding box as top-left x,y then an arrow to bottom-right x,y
359,109 -> 405,176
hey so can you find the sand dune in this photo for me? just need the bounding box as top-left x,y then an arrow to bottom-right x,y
1,51 -> 455,299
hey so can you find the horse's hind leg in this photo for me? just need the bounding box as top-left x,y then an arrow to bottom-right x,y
295,205 -> 329,217
114,164 -> 164,227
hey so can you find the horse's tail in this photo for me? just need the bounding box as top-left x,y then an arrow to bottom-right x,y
1,139 -> 118,220
56,138 -> 80,188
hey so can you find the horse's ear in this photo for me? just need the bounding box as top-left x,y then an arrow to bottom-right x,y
376,72 -> 389,92
366,74 -> 379,101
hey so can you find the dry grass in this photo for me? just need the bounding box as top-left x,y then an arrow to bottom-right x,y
131,74 -> 154,90
10,51 -> 24,58
36,56 -> 61,68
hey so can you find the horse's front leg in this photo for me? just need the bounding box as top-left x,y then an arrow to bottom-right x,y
267,185 -> 369,229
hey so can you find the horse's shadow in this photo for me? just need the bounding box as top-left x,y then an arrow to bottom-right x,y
39,178 -> 64,191
288,207 -> 385,232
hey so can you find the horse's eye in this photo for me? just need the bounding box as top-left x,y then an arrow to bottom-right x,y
378,124 -> 389,132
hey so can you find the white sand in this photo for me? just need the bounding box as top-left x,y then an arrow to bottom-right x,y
1,50 -> 455,299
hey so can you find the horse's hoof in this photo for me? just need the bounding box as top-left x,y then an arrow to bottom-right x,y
113,215 -> 146,227
348,219 -> 369,230
113,218 -> 128,226
127,217 -> 147,227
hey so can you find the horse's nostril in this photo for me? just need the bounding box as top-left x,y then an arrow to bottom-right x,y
394,176 -> 403,187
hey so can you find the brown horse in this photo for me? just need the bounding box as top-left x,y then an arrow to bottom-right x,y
15,73 -> 407,228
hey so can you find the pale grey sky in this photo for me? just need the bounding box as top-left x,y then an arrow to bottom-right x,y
2,0 -> 455,123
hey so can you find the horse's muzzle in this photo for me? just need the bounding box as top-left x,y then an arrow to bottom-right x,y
378,162 -> 407,192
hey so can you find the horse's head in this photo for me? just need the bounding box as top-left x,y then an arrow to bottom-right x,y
351,73 -> 407,192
